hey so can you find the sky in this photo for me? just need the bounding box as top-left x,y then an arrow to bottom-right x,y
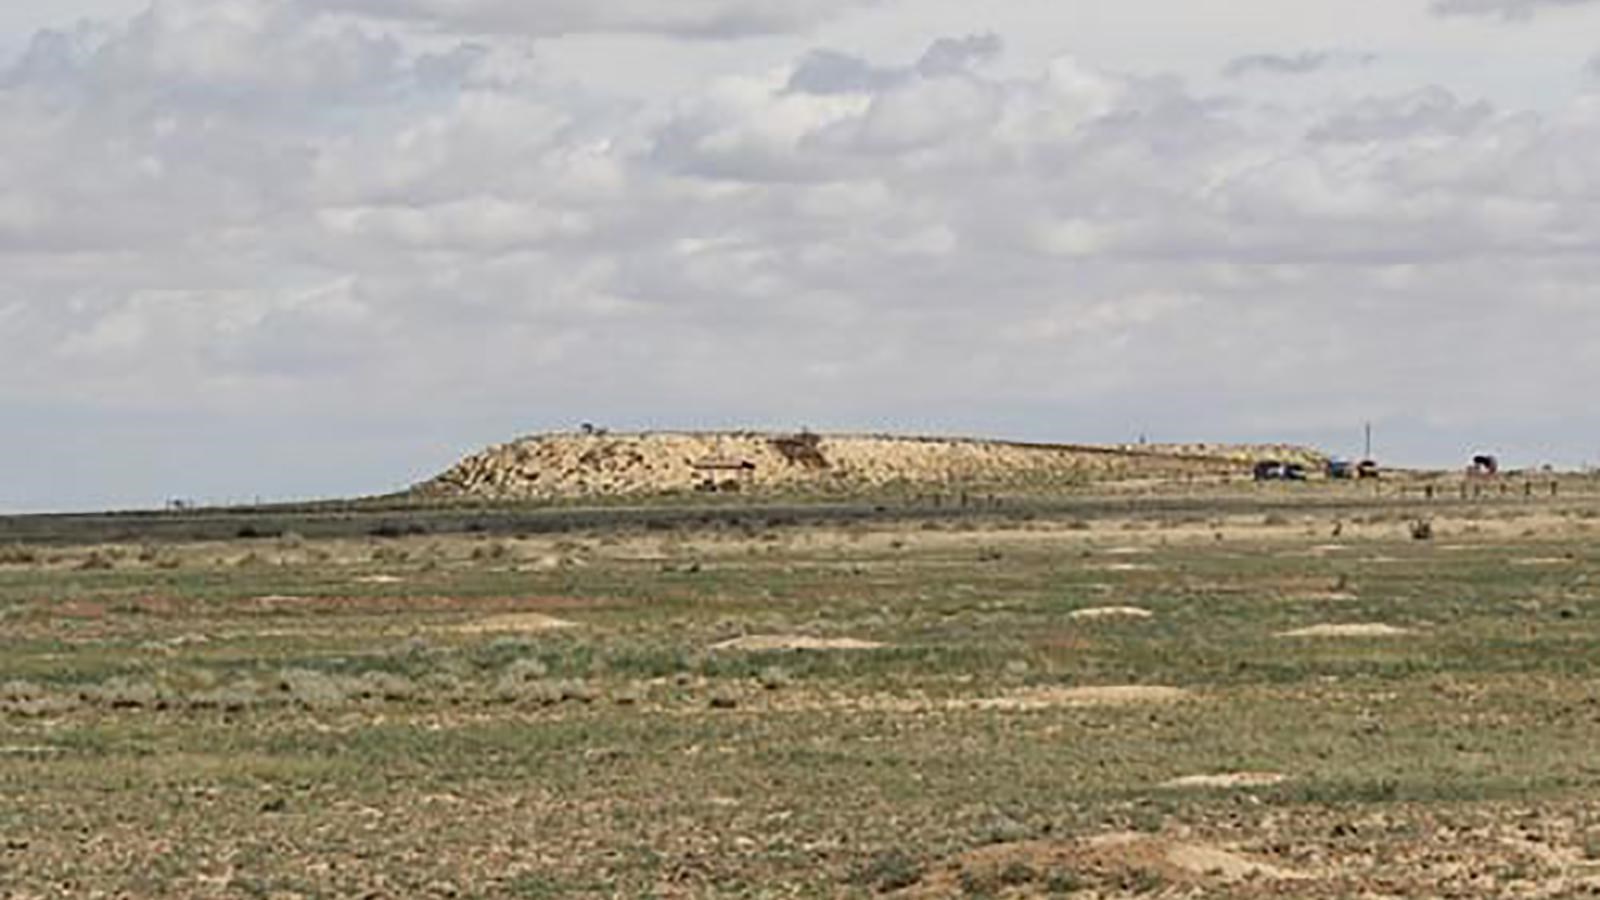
5,0 -> 1600,511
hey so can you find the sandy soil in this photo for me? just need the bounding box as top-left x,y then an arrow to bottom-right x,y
446,614 -> 578,634
1161,772 -> 1291,790
711,635 -> 886,651
1278,623 -> 1414,638
1068,606 -> 1155,620
963,685 -> 1191,711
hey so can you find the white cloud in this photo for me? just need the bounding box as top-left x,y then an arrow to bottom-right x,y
1222,51 -> 1377,78
1431,0 -> 1600,20
310,0 -> 882,38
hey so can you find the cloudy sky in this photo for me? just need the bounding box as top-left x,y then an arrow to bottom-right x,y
5,0 -> 1600,511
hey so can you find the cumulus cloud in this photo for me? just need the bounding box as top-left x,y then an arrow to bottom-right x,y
1222,50 -> 1376,78
786,33 -> 1001,96
1430,0 -> 1600,20
786,49 -> 901,95
1306,86 -> 1497,141
5,1 -> 1600,508
309,0 -> 881,38
914,33 -> 1003,77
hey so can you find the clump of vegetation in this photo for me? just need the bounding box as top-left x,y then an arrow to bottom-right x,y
1,680 -> 79,717
850,849 -> 924,892
471,542 -> 513,562
757,666 -> 792,690
369,522 -> 428,539
351,671 -> 418,703
276,669 -> 354,710
420,671 -> 472,703
76,551 -> 117,571
83,676 -> 173,710
187,680 -> 270,712
494,659 -> 586,706
371,545 -> 410,564
0,544 -> 40,566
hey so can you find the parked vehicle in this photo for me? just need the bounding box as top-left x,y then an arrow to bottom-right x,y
1253,460 -> 1284,482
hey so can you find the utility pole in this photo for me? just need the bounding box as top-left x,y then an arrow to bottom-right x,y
1364,422 -> 1373,460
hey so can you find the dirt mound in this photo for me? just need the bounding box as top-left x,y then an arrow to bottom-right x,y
1279,623 -> 1413,638
712,635 -> 885,651
896,834 -> 1306,897
414,431 -> 1324,501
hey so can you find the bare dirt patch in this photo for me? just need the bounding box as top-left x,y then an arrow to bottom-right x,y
712,635 -> 886,651
1292,591 -> 1360,603
1278,623 -> 1413,638
251,595 -> 314,610
1067,606 -> 1155,621
1095,562 -> 1158,572
0,746 -> 66,758
963,685 -> 1190,711
1117,834 -> 1307,882
445,613 -> 578,635
1161,772 -> 1290,790
819,685 -> 1192,715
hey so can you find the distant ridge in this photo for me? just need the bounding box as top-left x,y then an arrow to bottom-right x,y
413,431 -> 1326,501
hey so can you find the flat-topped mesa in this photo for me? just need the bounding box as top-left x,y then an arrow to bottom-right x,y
413,431 -> 1327,501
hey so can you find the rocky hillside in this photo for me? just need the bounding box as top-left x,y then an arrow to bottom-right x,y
413,432 -> 1326,502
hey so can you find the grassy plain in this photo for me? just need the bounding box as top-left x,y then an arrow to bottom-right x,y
4,483 -> 1600,897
